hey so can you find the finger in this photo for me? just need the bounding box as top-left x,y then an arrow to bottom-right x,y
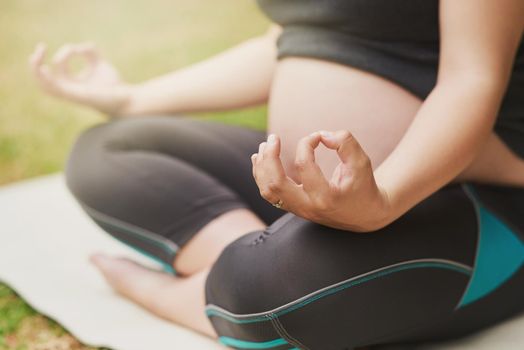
35,62 -> 83,100
251,153 -> 258,179
37,65 -> 64,94
29,43 -> 49,81
253,136 -> 304,210
320,130 -> 371,170
75,42 -> 100,63
257,135 -> 288,201
29,42 -> 47,69
254,139 -> 283,202
29,44 -> 60,93
256,142 -> 267,163
258,177 -> 308,213
52,42 -> 99,79
262,134 -> 286,178
295,132 -> 329,193
264,134 -> 280,157
73,42 -> 100,79
52,44 -> 74,77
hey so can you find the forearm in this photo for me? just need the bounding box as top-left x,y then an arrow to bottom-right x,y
122,28 -> 280,116
374,77 -> 506,223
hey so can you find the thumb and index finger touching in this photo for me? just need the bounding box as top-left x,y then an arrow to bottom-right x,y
319,130 -> 371,170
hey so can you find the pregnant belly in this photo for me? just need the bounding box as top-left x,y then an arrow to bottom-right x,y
267,57 -> 422,181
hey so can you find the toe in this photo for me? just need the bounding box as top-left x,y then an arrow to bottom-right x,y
89,253 -> 175,297
89,253 -> 139,291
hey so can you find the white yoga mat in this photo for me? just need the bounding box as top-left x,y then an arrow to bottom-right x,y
0,174 -> 522,350
0,174 -> 225,350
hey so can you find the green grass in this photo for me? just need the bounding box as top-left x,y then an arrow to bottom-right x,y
0,284 -> 105,350
0,285 -> 35,344
0,0 -> 269,185
0,0 -> 269,348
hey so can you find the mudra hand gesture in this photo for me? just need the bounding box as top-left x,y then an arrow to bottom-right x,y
251,130 -> 392,232
29,42 -> 130,115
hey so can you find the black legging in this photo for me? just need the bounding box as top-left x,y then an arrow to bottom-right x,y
65,116 -> 524,350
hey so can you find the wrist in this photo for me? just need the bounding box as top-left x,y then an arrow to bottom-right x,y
371,167 -> 402,228
339,186 -> 394,233
374,185 -> 394,229
114,84 -> 139,117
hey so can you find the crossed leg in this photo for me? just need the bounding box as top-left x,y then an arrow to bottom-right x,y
66,117 -> 282,338
90,208 -> 264,337
66,115 -> 524,344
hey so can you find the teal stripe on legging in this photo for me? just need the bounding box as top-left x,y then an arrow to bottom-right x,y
218,336 -> 288,349
206,260 -> 471,324
113,235 -> 177,275
458,186 -> 524,307
83,203 -> 178,275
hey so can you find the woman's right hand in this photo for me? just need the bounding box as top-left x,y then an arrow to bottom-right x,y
29,42 -> 132,116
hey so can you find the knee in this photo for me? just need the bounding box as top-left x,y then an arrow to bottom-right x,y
205,230 -> 268,312
64,122 -> 116,204
204,230 -> 284,346
204,214 -> 335,313
203,215 -> 318,347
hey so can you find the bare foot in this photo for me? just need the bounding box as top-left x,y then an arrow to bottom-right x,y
89,253 -> 216,337
90,253 -> 175,300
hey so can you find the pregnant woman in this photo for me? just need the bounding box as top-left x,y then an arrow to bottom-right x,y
30,1 -> 524,349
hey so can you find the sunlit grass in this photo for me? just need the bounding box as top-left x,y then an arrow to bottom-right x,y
0,0 -> 269,185
0,284 -> 108,350
0,0 -> 269,348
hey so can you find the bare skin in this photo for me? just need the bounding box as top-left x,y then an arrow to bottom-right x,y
30,0 -> 524,344
88,55 -> 524,340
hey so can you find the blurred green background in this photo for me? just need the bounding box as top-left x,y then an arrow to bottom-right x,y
0,0 -> 269,185
0,0 -> 269,348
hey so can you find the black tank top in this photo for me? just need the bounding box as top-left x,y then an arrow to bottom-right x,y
257,0 -> 524,158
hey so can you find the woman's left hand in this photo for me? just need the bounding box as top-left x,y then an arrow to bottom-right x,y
251,131 -> 393,232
